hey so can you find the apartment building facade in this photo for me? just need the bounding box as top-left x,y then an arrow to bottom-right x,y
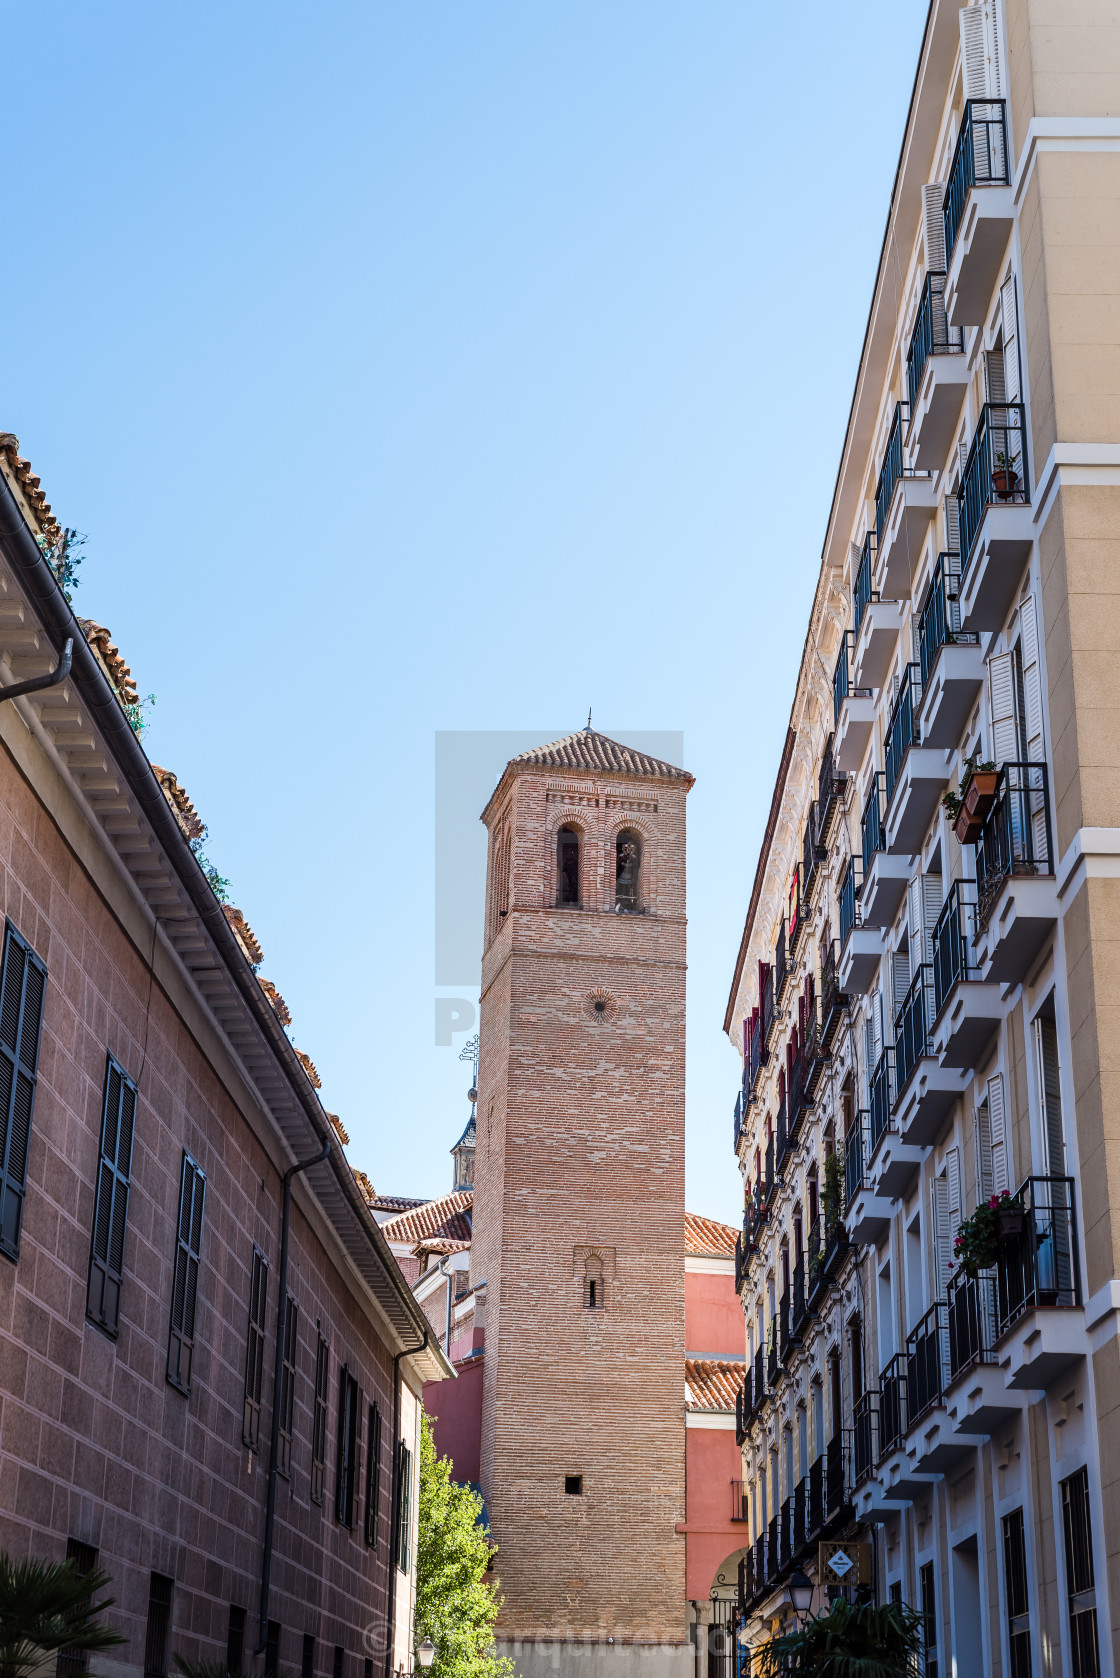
726,3 -> 1120,1674
0,438 -> 449,1678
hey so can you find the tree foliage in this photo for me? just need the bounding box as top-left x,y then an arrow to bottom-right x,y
0,1554 -> 125,1678
415,1413 -> 512,1678
752,1595 -> 927,1678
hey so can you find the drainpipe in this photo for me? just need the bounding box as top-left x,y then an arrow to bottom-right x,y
0,635 -> 72,703
255,1136 -> 332,1655
386,1326 -> 428,1678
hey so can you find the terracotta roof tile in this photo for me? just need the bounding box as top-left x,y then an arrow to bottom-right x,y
79,619 -> 140,708
685,1213 -> 739,1256
685,1359 -> 744,1412
381,1190 -> 473,1246
295,1049 -> 321,1090
353,1170 -> 377,1202
221,903 -> 263,965
414,1237 -> 471,1258
509,729 -> 692,781
258,977 -> 291,1028
151,766 -> 206,844
369,1194 -> 427,1214
326,1111 -> 349,1146
0,435 -> 62,545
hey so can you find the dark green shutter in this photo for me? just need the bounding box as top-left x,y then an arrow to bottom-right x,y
167,1152 -> 206,1392
243,1249 -> 269,1448
87,1056 -> 137,1334
0,922 -> 48,1261
364,1403 -> 382,1549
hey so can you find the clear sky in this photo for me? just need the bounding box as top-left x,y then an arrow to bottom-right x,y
4,0 -> 928,1223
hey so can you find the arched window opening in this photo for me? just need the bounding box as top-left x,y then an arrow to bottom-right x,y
557,827 -> 580,907
583,1253 -> 604,1310
615,829 -> 642,912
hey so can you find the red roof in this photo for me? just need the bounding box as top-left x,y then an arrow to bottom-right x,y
381,1190 -> 473,1246
685,1212 -> 738,1256
685,1359 -> 744,1412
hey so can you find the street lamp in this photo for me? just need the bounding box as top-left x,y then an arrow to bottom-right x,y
788,1570 -> 814,1620
417,1640 -> 436,1669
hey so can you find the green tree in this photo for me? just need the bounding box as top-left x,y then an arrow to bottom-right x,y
752,1595 -> 926,1677
0,1554 -> 125,1678
415,1413 -> 512,1678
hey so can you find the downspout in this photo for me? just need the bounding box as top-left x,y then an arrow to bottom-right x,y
0,636 -> 72,703
386,1326 -> 429,1678
256,1136 -> 332,1655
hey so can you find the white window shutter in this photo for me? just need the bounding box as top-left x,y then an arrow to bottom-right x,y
921,874 -> 943,969
931,1176 -> 951,1299
984,0 -> 1002,96
907,877 -> 922,949
1019,596 -> 1044,761
989,651 -> 1020,763
922,183 -> 948,274
944,492 -> 961,556
986,1072 -> 1008,1194
893,945 -> 911,1014
1000,276 -> 1021,404
960,5 -> 990,99
984,349 -> 1007,405
976,1097 -> 994,1200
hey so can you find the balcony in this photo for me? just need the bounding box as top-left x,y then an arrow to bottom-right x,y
972,763 -> 1057,983
906,273 -> 967,469
750,1345 -> 766,1420
881,668 -> 947,854
790,1257 -> 809,1342
853,595 -> 907,691
930,879 -> 1001,1068
824,1431 -> 851,1528
766,1515 -> 780,1587
774,919 -> 792,1007
867,1048 -> 896,1164
839,859 -> 883,995
731,1479 -> 750,1522
834,633 -> 875,771
878,1355 -> 907,1461
852,1391 -> 877,1488
778,1286 -> 796,1367
806,1455 -> 825,1541
762,962 -> 779,1052
735,1382 -> 748,1448
806,1210 -> 848,1311
767,1326 -> 779,1391
943,100 -> 1013,328
958,404 -> 1033,632
802,803 -> 825,906
893,963 -> 967,1146
860,772 -> 885,877
747,1007 -> 768,1100
820,941 -> 848,1050
793,1475 -> 808,1562
904,1302 -> 975,1474
733,1090 -> 744,1157
787,1045 -> 812,1146
997,1176 -> 1084,1388
779,1496 -> 793,1570
818,732 -> 848,841
775,1095 -> 790,1176
874,404 -> 937,599
845,1110 -> 893,1246
943,1269 -> 1026,1435
854,531 -> 877,635
916,554 -> 983,749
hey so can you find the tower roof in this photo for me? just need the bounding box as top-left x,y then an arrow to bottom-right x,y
451,1113 -> 476,1153
509,729 -> 692,781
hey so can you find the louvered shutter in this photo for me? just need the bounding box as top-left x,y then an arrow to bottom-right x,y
931,1176 -> 951,1300
946,1149 -> 962,1276
1018,596 -> 1049,861
0,924 -> 48,1261
960,4 -> 999,99
167,1152 -> 206,1392
1037,1018 -> 1066,1177
365,1402 -> 383,1549
87,1056 -> 137,1335
944,492 -> 961,556
976,1096 -> 994,1200
984,349 -> 1007,405
243,1249 -> 269,1448
988,652 -> 1020,763
987,1072 -> 1009,1194
1000,277 -> 1021,404
892,944 -> 912,1014
922,183 -> 948,274
907,878 -> 922,961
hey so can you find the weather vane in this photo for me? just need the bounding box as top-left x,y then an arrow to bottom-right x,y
459,1033 -> 479,1099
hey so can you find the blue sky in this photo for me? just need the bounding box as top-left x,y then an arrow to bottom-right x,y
4,0 -> 928,1222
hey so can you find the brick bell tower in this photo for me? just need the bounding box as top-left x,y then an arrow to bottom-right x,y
471,729 -> 693,1678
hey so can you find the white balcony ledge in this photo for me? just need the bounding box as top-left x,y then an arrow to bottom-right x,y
877,1450 -> 939,1504
958,506 -> 1035,632
1002,1306 -> 1087,1389
853,598 -> 907,690
885,748 -> 949,854
860,850 -> 911,929
895,1058 -> 969,1146
908,351 -> 969,471
906,1410 -> 978,1474
854,1477 -> 911,1520
974,874 -> 1059,985
944,1364 -> 1035,1435
944,184 -> 1015,328
846,1187 -> 893,1247
839,928 -> 884,994
870,1133 -> 925,1198
917,642 -> 986,750
875,477 -> 940,600
835,694 -> 876,773
931,981 -> 1002,1069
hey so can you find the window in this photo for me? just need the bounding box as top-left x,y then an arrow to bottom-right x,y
0,921 -> 48,1262
920,1561 -> 938,1678
564,1474 -> 582,1496
365,1402 -> 382,1548
301,1637 -> 314,1678
226,1607 -> 246,1678
332,1650 -> 343,1678
582,1253 -> 604,1309
556,827 -> 580,906
614,830 -> 642,912
276,1297 -> 297,1477
311,1327 -> 329,1506
264,1624 -> 280,1678
336,1364 -> 360,1527
86,1056 -> 137,1337
1061,1468 -> 1100,1678
167,1153 -> 206,1394
57,1541 -> 98,1678
1002,1508 -> 1032,1678
143,1574 -> 173,1678
243,1249 -> 269,1449
394,1441 -> 413,1571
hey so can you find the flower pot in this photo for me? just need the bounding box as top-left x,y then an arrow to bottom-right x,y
996,1205 -> 1024,1241
963,770 -> 999,818
993,468 -> 1019,498
954,806 -> 984,844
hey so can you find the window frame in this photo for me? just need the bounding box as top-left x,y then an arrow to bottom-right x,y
365,1401 -> 382,1549
0,919 -> 48,1263
311,1327 -> 329,1506
276,1295 -> 298,1477
86,1055 -> 137,1338
242,1247 -> 269,1450
167,1152 -> 206,1395
336,1364 -> 360,1527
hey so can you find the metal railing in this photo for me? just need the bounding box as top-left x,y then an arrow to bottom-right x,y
780,1495 -> 793,1569
748,1008 -> 767,1095
845,1114 -> 867,1209
852,1391 -> 877,1485
788,1041 -> 811,1140
943,99 -> 1009,263
767,1323 -> 779,1389
807,1454 -> 824,1538
775,1095 -> 790,1175
733,1090 -> 744,1155
875,404 -> 912,544
735,1380 -> 748,1446
791,1256 -> 808,1341
918,552 -> 977,690
766,1515 -> 780,1585
763,1137 -> 775,1211
906,272 -> 963,405
861,773 -> 886,876
833,630 -> 853,722
761,963 -> 776,1050
868,1047 -> 896,1159
884,666 -> 922,804
803,802 -> 824,903
821,940 -> 847,1047
894,964 -> 936,1098
854,531 -> 878,633
947,1268 -> 998,1381
906,1302 -> 949,1426
825,1432 -> 850,1522
839,856 -> 861,950
779,1287 -> 793,1366
959,402 -> 1029,570
975,762 -> 1053,924
996,1176 -> 1082,1336
794,1475 -> 807,1560
933,878 -> 979,1016
818,732 -> 847,835
878,1354 -> 907,1458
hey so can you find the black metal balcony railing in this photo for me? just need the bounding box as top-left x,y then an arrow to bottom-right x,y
947,1268 -> 998,1382
839,856 -> 863,950
868,1046 -> 896,1160
803,1003 -> 829,1101
748,1009 -> 767,1096
752,1345 -> 765,1417
774,919 -> 790,1006
894,964 -> 936,1098
733,1090 -> 744,1155
975,762 -> 1054,924
775,1098 -> 790,1176
861,774 -> 886,877
875,403 -> 912,545
735,1380 -> 748,1446
794,1475 -> 807,1559
779,1288 -> 793,1366
884,666 -> 922,804
780,1495 -> 793,1569
943,99 -> 1009,264
761,964 -> 776,1050
803,803 -> 824,903
825,1432 -> 850,1523
878,1354 -> 907,1459
790,1256 -> 808,1341
996,1176 -> 1082,1337
820,940 -> 847,1047
818,731 -> 848,835
918,552 -> 978,691
959,402 -> 1029,570
844,1115 -> 867,1209
852,1391 -> 877,1485
854,531 -> 878,634
807,1454 -> 824,1538
906,1302 -> 949,1426
766,1515 -> 780,1585
763,1136 -> 775,1210
833,630 -> 853,723
932,878 -> 979,1017
788,1043 -> 812,1141
767,1325 -> 779,1390
731,1480 -> 750,1522
906,271 -> 963,406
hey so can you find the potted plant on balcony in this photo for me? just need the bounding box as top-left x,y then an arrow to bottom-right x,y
951,1195 -> 1004,1279
821,1151 -> 844,1240
942,754 -> 998,843
993,449 -> 1020,498
994,1189 -> 1025,1241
